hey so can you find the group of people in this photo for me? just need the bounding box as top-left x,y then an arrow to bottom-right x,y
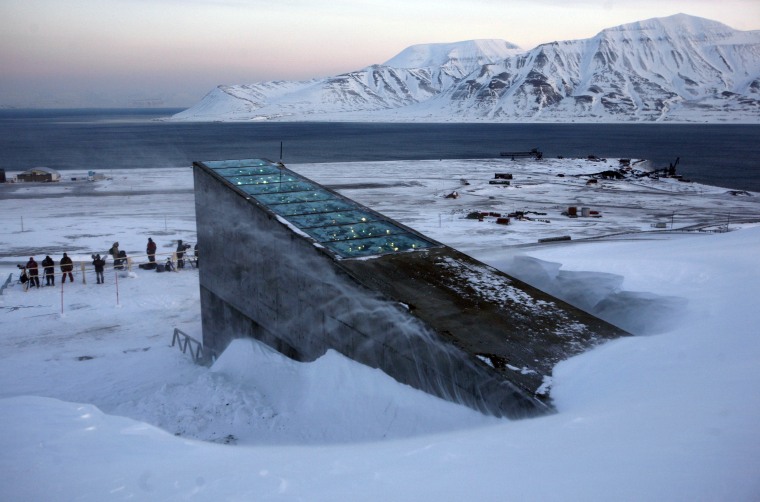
19,238 -> 198,289
22,253 -> 74,289
141,238 -> 197,270
109,237 -> 198,272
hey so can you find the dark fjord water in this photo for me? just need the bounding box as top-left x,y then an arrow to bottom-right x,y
1,109 -> 758,192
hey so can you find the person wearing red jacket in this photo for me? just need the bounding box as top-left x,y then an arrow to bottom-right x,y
147,237 -> 157,263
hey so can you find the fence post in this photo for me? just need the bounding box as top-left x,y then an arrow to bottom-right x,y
114,267 -> 120,306
80,261 -> 86,284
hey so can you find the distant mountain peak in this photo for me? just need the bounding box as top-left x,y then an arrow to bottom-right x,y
172,14 -> 760,123
382,39 -> 521,69
601,13 -> 738,39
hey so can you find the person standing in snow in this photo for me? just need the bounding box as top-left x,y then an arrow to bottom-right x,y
26,257 -> 40,288
107,241 -> 124,270
92,254 -> 105,284
41,255 -> 55,286
60,252 -> 74,283
18,266 -> 29,291
146,237 -> 157,264
176,239 -> 189,269
108,242 -> 120,261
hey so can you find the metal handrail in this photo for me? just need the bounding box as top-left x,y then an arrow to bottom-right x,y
0,273 -> 12,295
171,328 -> 212,364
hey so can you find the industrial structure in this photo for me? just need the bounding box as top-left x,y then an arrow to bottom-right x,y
193,159 -> 628,419
16,167 -> 60,182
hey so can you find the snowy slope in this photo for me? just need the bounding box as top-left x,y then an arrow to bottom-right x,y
382,39 -> 522,73
172,39 -> 518,122
429,13 -> 760,122
1,161 -> 760,500
171,14 -> 760,123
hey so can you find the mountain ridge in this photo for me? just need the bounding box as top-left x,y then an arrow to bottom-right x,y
171,14 -> 760,123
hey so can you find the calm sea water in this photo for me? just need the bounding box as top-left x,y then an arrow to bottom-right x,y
1,108 -> 758,192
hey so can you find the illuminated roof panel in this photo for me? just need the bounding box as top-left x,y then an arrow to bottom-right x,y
205,159 -> 278,170
212,166 -> 283,177
228,173 -> 302,186
287,210 -> 379,229
242,181 -> 315,195
201,158 -> 439,258
268,199 -> 358,217
308,221 -> 402,242
328,234 -> 434,258
252,188 -> 334,206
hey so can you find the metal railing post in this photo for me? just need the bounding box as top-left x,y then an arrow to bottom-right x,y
171,328 -> 213,365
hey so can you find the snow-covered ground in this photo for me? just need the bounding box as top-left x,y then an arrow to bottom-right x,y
1,158 -> 759,500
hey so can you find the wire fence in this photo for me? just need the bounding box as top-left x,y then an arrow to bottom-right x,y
71,250 -> 198,284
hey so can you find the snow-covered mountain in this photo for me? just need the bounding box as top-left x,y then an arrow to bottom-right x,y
172,14 -> 760,123
171,39 -> 518,122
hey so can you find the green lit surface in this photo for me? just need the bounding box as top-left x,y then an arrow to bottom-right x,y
213,166 -> 282,177
242,181 -> 315,195
328,235 -> 434,258
228,173 -> 302,186
268,199 -> 358,217
308,221 -> 400,242
253,188 -> 334,206
287,210 -> 378,229
202,158 -> 437,258
204,159 -> 276,169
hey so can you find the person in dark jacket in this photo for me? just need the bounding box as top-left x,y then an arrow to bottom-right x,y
26,257 -> 40,288
19,266 -> 29,291
176,239 -> 189,269
146,238 -> 157,263
60,252 -> 74,283
92,254 -> 106,284
42,255 -> 55,286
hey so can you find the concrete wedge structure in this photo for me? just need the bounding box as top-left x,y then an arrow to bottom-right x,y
193,159 -> 629,419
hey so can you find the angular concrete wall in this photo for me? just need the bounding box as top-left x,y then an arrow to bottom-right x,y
194,163 -> 554,418
193,161 -> 628,419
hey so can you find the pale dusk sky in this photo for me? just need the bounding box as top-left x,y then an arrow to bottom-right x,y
1,0 -> 758,108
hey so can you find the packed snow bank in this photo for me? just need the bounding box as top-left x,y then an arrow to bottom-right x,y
488,251 -> 689,335
204,339 -> 500,445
